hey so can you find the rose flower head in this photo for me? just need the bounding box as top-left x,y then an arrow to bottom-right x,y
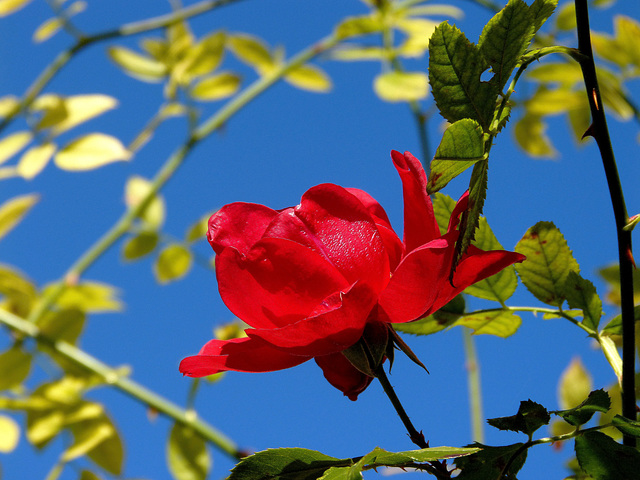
180,151 -> 525,400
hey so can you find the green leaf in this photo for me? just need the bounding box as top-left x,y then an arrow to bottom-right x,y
515,221 -> 580,306
0,130 -> 32,165
0,344 -> 31,390
229,448 -> 344,480
185,212 -> 213,242
122,231 -> 159,261
44,281 -> 123,313
529,0 -> 558,33
167,423 -> 211,480
554,389 -> 611,427
612,415 -> 640,438
155,244 -> 193,284
455,310 -> 521,337
373,71 -> 428,102
554,1 -> 576,31
55,133 -> 131,171
35,94 -> 118,136
335,15 -> 384,39
454,443 -> 527,479
285,64 -> 332,93
364,446 -> 481,465
525,86 -> 585,116
478,0 -> 535,91
108,46 -> 168,82
454,159 -> 488,264
562,271 -> 602,330
319,466 -> 361,480
575,431 -> 640,479
0,193 -> 39,242
0,0 -> 32,17
0,415 -> 20,453
558,357 -> 593,410
427,119 -> 485,194
487,400 -> 550,436
37,309 -> 85,344
17,143 -> 56,180
191,72 -> 241,101
432,192 -> 456,235
601,306 -> 640,336
227,34 -> 274,74
464,217 -> 518,302
0,95 -> 19,117
80,417 -> 124,475
394,295 -> 465,336
63,419 -> 115,462
514,114 -> 557,158
428,22 -> 499,130
124,176 -> 166,229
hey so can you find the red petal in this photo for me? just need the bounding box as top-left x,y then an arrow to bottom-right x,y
246,282 -> 378,357
216,237 -> 350,329
344,188 -> 392,228
448,190 -> 469,232
179,336 -> 310,377
208,202 -> 277,255
315,352 -> 375,401
292,183 -> 391,294
391,151 -> 440,252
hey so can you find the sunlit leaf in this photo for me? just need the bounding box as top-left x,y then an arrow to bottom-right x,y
167,423 -> 211,480
0,193 -> 39,242
155,244 -> 192,284
330,45 -> 387,61
43,281 -> 123,313
562,271 -> 602,330
70,416 -> 123,475
227,34 -> 274,73
0,344 -> 31,390
0,0 -> 32,17
554,1 -> 576,31
37,309 -> 86,344
395,18 -> 439,57
335,15 -> 384,39
394,295 -> 465,336
373,71 -> 428,102
0,95 -> 19,117
191,72 -> 241,101
525,87 -> 585,116
122,231 -> 159,261
529,0 -> 558,32
514,114 -> 557,158
285,64 -> 332,92
0,130 -> 32,165
39,94 -> 118,135
124,175 -> 166,229
33,17 -> 64,42
558,357 -> 593,410
455,310 -> 521,337
363,446 -> 480,465
63,420 -> 115,462
17,143 -> 56,179
0,263 -> 37,316
55,133 -> 131,171
515,221 -> 580,306
182,31 -> 226,77
0,415 -> 20,453
185,212 -> 213,243
108,46 -> 168,82
229,448 -> 342,480
432,192 -> 457,235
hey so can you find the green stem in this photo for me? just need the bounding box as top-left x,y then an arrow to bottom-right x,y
0,0 -> 244,135
0,308 -> 243,459
574,0 -> 636,446
462,328 -> 484,443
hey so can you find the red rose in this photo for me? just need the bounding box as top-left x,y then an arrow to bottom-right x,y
180,151 -> 525,400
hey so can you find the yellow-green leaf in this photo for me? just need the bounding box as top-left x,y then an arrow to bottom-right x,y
155,244 -> 192,284
455,311 -> 522,337
63,420 -> 115,462
43,281 -> 123,313
514,114 -> 557,158
79,470 -> 102,480
558,357 -> 592,410
17,143 -> 56,179
0,0 -> 32,16
0,415 -> 20,453
124,175 -> 166,229
122,231 -> 159,261
33,17 -> 64,42
373,71 -> 428,102
182,31 -> 226,77
55,133 -> 131,171
0,130 -> 32,165
84,418 -> 123,475
335,14 -> 384,39
185,212 -> 213,243
525,87 -> 585,116
44,94 -> 118,135
0,263 -> 37,316
285,64 -> 332,93
0,344 -> 32,390
108,46 -> 168,82
167,423 -> 211,480
191,72 -> 241,101
227,34 -> 274,73
554,1 -> 576,31
0,95 -> 19,117
37,309 -> 86,344
0,193 -> 39,241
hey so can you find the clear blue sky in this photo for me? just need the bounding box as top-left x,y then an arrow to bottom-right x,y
1,0 -> 639,479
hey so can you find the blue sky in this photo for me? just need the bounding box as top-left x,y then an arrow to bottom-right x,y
1,0 -> 639,479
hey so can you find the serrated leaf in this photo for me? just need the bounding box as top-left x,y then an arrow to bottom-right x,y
227,34 -> 274,74
0,193 -> 39,241
575,431 -> 640,479
0,0 -> 32,16
558,357 -> 592,410
191,72 -> 241,101
427,119 -> 485,194
612,415 -> 640,438
478,0 -> 535,91
454,159 -> 488,264
515,221 -> 580,306
155,244 -> 192,284
124,176 -> 166,229
373,71 -> 428,102
514,114 -> 556,158
394,295 -> 465,336
454,443 -> 527,479
167,423 -> 211,480
17,143 -> 56,179
487,400 -> 550,436
429,23 -> 499,130
122,231 -> 159,261
562,271 -> 602,330
0,415 -> 20,453
0,130 -> 32,165
0,344 -> 31,390
601,306 -> 640,336
529,0 -> 558,32
455,310 -> 521,337
108,46 -> 168,82
285,64 -> 332,93
554,389 -> 611,427
432,192 -> 457,235
43,281 -> 123,313
55,133 -> 131,171
364,446 -> 480,465
229,448 -> 344,480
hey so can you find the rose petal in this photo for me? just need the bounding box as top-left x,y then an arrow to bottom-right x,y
315,352 -> 374,401
293,183 -> 390,294
208,202 -> 277,255
216,237 -> 350,329
391,151 -> 440,252
179,336 -> 311,377
246,282 -> 378,357
448,190 -> 469,232
344,187 -> 392,228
